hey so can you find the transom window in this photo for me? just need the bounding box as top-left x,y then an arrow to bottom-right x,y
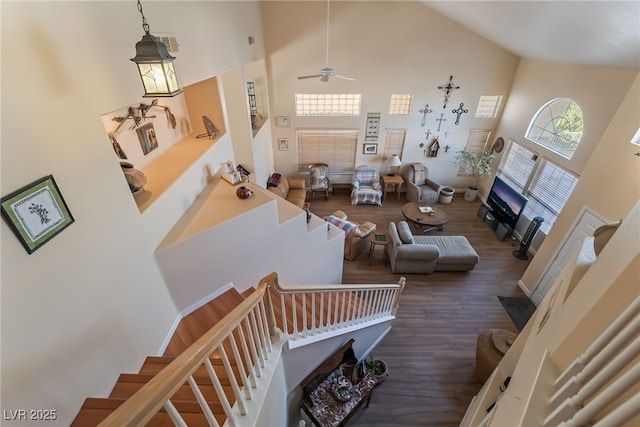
295,94 -> 361,116
497,140 -> 579,234
388,94 -> 413,115
474,95 -> 502,118
526,98 -> 584,159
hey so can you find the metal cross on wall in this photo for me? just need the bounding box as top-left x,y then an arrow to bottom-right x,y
438,75 -> 460,109
452,103 -> 468,125
419,104 -> 433,126
436,113 -> 446,131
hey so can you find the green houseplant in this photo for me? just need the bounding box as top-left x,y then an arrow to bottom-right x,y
453,148 -> 496,201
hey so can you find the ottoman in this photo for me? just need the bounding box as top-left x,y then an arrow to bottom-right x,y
475,329 -> 517,383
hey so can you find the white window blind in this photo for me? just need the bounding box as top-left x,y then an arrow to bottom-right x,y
458,129 -> 491,175
475,95 -> 502,118
382,129 -> 406,174
497,140 -> 537,192
297,129 -> 357,174
524,159 -> 578,233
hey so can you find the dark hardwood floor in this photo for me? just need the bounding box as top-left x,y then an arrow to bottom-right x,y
306,190 -> 531,426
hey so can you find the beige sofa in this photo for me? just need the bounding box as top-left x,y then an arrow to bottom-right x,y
388,221 -> 479,273
268,176 -> 307,208
326,210 -> 377,260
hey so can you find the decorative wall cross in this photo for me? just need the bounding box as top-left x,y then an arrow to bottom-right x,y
436,113 -> 446,131
437,75 -> 460,109
425,129 -> 432,139
452,102 -> 468,125
419,104 -> 433,126
444,145 -> 450,153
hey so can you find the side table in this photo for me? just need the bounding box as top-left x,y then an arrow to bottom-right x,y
369,233 -> 390,266
382,175 -> 404,200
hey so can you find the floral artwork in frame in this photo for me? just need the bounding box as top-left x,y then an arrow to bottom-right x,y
278,138 -> 290,151
1,175 -> 75,254
363,143 -> 378,155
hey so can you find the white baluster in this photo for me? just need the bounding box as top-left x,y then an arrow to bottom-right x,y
258,299 -> 272,352
249,309 -> 266,367
279,293 -> 288,336
219,345 -> 246,415
204,358 -> 238,427
163,400 -> 188,427
302,293 -> 308,336
243,317 -> 261,378
319,292 -> 325,330
291,294 -> 299,337
228,331 -> 252,400
187,376 -> 220,427
311,293 -> 317,333
592,390 -> 640,427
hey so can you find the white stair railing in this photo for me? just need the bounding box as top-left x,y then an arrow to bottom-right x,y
544,296 -> 640,427
269,277 -> 405,343
97,272 -> 405,427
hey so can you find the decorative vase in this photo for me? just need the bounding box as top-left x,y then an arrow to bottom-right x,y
236,186 -> 253,199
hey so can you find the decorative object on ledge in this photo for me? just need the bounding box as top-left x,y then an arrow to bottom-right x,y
120,161 -> 147,194
1,175 -> 74,254
136,122 -> 158,155
419,104 -> 433,126
235,186 -> 253,200
130,0 -> 182,97
236,164 -> 251,182
196,115 -> 219,139
108,99 -> 176,158
437,75 -> 460,109
451,102 -> 468,125
221,160 -> 242,185
247,82 -> 263,129
303,202 -> 312,223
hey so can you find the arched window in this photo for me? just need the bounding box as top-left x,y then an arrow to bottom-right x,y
526,98 -> 583,159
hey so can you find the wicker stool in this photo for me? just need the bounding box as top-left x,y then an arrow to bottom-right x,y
475,329 -> 517,383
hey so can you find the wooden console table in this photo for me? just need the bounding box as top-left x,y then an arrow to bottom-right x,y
300,339 -> 382,427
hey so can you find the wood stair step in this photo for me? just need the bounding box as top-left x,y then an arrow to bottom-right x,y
164,289 -> 246,357
109,373 -> 236,402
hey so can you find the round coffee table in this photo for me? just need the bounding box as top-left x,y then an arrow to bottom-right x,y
402,202 -> 451,233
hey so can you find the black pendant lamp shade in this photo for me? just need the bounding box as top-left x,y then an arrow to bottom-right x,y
130,0 -> 182,97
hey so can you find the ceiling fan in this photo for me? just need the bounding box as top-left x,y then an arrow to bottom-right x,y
297,0 -> 354,83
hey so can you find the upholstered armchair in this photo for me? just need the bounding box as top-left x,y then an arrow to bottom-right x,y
309,163 -> 330,199
351,166 -> 383,206
326,210 -> 377,260
403,163 -> 443,203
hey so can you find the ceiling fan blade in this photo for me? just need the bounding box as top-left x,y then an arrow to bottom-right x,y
334,74 -> 355,81
298,75 -> 323,80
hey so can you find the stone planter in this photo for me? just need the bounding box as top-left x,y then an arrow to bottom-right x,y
439,186 -> 455,204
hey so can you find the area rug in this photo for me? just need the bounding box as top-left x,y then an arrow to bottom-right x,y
498,296 -> 537,332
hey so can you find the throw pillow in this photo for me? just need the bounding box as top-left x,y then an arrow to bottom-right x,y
413,165 -> 425,184
327,215 -> 357,236
397,221 -> 414,244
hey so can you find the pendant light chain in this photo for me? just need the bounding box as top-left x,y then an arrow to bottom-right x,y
136,0 -> 150,35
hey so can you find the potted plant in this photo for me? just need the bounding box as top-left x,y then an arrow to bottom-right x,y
453,148 -> 496,202
363,354 -> 389,381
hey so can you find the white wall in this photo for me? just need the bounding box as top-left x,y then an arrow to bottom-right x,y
263,1 -> 520,186
1,2 -> 266,425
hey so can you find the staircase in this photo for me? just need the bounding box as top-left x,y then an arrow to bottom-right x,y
71,273 -> 405,426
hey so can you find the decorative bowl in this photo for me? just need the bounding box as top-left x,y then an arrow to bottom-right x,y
331,375 -> 353,403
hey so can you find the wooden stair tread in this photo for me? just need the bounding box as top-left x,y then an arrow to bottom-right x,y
71,405 -> 223,427
164,289 -> 246,357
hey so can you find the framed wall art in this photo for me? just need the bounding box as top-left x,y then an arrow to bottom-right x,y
1,175 -> 75,254
136,122 -> 158,155
220,160 -> 242,185
278,138 -> 290,151
363,143 -> 378,155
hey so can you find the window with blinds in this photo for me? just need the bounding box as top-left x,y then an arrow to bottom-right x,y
382,129 -> 406,174
297,129 -> 358,174
497,139 -> 578,234
457,129 -> 491,176
474,95 -> 503,118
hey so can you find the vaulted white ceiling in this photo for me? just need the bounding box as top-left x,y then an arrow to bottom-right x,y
421,1 -> 640,70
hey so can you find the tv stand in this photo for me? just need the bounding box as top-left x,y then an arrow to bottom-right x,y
477,204 -> 513,241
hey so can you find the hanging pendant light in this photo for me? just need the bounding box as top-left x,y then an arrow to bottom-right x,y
130,0 -> 182,97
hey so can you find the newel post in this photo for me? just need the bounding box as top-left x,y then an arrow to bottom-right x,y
260,272 -> 279,337
392,277 -> 406,315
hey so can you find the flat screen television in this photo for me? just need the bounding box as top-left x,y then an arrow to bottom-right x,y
487,176 -> 528,229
